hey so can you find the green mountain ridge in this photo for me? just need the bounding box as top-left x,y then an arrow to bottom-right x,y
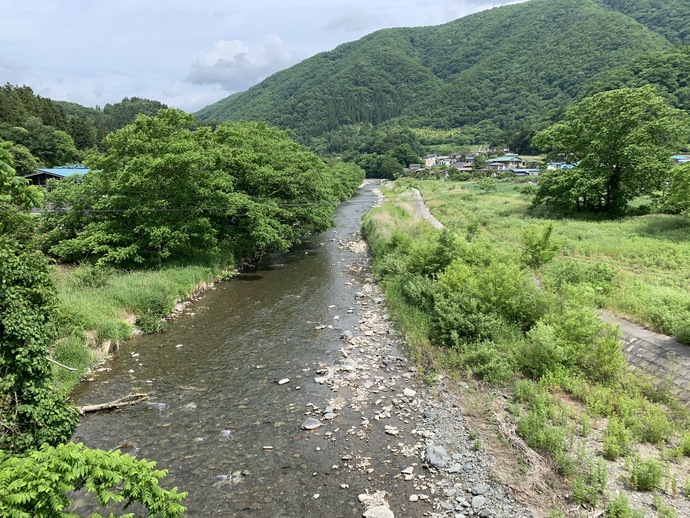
196,0 -> 685,144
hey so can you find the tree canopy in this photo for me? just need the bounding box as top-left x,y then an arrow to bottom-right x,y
40,110 -> 364,267
531,86 -> 690,213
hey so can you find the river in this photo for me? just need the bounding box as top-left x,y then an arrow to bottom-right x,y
71,182 -> 394,516
70,181 -> 533,518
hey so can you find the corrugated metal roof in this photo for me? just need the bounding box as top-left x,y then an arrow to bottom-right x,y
34,166 -> 89,177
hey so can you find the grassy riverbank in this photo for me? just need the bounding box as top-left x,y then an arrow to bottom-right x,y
415,179 -> 690,344
50,262 -> 232,394
363,180 -> 690,516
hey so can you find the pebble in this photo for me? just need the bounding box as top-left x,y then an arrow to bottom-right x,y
278,378 -> 290,385
472,496 -> 486,509
403,388 -> 416,397
301,418 -> 322,430
472,483 -> 490,496
363,506 -> 394,518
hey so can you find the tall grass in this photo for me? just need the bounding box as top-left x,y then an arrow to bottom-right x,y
414,179 -> 690,344
50,263 -> 229,394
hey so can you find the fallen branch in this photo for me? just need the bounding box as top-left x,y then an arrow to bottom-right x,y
79,393 -> 149,414
47,357 -> 77,372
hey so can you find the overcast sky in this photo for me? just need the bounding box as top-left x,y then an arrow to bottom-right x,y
1,0 -> 525,113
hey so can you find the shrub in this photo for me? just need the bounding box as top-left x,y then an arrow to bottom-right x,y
606,493 -> 642,518
522,223 -> 559,268
518,184 -> 538,196
572,458 -> 607,507
603,418 -> 633,460
627,456 -> 663,491
640,405 -> 674,445
679,432 -> 690,456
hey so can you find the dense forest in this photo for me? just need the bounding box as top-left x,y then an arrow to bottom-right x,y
196,0 -> 688,149
0,84 -> 167,169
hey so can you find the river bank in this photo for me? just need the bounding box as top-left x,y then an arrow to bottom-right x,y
68,182 -> 542,516
52,262 -> 234,394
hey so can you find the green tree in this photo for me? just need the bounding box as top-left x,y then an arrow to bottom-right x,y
532,86 -> 690,213
41,110 -> 357,267
9,143 -> 40,176
1,140 -> 78,452
665,163 -> 690,215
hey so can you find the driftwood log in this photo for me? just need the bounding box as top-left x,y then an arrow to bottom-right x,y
79,393 -> 149,414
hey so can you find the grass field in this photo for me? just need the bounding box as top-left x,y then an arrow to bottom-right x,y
413,179 -> 690,344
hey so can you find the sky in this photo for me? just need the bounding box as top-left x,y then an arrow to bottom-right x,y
1,0 -> 526,113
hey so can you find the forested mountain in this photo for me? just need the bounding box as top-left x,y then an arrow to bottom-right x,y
599,0 -> 690,44
196,0 -> 679,146
0,84 -> 167,167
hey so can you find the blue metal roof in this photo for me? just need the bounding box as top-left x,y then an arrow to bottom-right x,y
35,166 -> 89,177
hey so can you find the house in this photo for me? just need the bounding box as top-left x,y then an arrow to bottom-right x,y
423,154 -> 438,167
24,165 -> 89,186
452,161 -> 473,172
486,153 -> 525,171
509,168 -> 541,177
408,163 -> 422,172
546,162 -> 577,171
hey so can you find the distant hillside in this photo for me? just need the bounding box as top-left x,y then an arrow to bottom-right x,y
0,85 -> 167,166
196,0 -> 674,144
599,0 -> 690,44
588,46 -> 690,110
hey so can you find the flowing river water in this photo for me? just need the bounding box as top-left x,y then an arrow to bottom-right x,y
71,182 -> 397,516
70,182 -> 533,518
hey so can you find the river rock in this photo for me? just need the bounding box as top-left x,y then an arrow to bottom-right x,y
472,496 -> 486,509
301,418 -> 322,430
278,378 -> 290,385
363,506 -> 394,518
472,483 -> 490,495
403,388 -> 416,397
426,443 -> 450,468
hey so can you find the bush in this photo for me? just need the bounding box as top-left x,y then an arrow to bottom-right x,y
572,458 -> 607,507
639,405 -> 674,445
603,418 -> 633,460
545,260 -> 616,298
606,493 -> 642,518
522,223 -> 559,268
522,307 -> 624,382
627,456 -> 663,491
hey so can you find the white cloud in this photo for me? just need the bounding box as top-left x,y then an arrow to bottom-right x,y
186,35 -> 299,92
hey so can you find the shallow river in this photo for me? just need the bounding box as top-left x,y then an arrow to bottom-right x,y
71,182 -> 393,516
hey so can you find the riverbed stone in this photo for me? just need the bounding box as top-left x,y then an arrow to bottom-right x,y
472,496 -> 486,509
301,418 -> 322,430
363,506 -> 394,518
472,483 -> 490,495
426,443 -> 450,468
